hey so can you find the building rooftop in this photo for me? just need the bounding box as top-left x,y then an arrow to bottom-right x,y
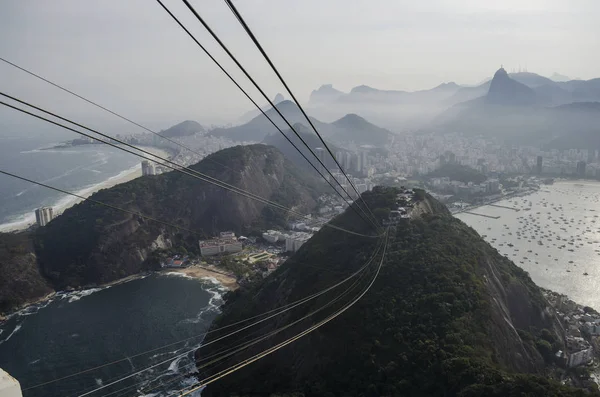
0,368 -> 20,393
199,237 -> 240,248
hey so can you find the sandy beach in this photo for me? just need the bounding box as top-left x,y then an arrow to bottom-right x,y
0,145 -> 170,233
163,265 -> 239,290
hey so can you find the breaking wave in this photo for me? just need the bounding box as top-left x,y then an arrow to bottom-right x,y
0,324 -> 22,346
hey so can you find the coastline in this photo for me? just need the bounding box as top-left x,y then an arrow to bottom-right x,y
0,145 -> 170,233
162,265 -> 239,291
1,266 -> 236,322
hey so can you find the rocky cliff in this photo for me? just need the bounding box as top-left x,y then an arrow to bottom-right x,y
198,187 -> 592,396
0,232 -> 52,314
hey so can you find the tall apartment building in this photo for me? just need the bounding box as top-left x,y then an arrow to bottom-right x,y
35,207 -> 54,227
141,160 -> 156,176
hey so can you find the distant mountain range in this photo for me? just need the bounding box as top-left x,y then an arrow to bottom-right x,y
211,100 -> 393,147
435,67 -> 600,148
304,71 -> 600,131
208,68 -> 599,148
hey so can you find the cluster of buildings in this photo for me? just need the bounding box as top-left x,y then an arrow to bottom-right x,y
333,149 -> 375,178
386,188 -> 415,224
545,291 -> 600,368
141,160 -> 169,176
262,230 -> 313,253
428,177 -> 501,197
134,130 -> 244,171
199,231 -> 243,256
160,255 -> 190,268
362,131 -> 600,181
535,151 -> 600,178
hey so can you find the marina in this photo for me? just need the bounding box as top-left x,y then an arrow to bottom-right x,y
457,181 -> 600,310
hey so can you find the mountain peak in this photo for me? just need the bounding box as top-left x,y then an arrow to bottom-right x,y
486,67 -> 536,106
493,66 -> 509,80
350,85 -> 378,94
161,120 -> 204,137
273,93 -> 285,104
308,84 -> 344,104
550,72 -> 571,82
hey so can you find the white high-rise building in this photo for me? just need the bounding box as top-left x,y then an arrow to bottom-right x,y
361,151 -> 369,175
344,152 -> 352,171
315,147 -> 326,172
354,153 -> 362,174
141,160 -> 156,176
35,207 -> 54,227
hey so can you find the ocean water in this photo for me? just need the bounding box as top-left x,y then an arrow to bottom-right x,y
456,181 -> 600,310
0,273 -> 225,397
0,132 -> 141,230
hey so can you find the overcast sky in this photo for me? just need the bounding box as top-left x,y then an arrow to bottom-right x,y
0,0 -> 598,129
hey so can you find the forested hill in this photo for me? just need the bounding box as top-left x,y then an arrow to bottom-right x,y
199,187 -> 595,396
32,145 -> 324,290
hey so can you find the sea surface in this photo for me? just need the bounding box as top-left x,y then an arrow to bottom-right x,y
456,181 -> 600,310
0,132 -> 141,230
0,273 -> 224,397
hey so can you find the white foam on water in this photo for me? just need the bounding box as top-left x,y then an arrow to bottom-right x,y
163,272 -> 194,279
29,359 -> 41,365
64,288 -> 103,303
181,278 -> 226,325
95,378 -> 103,386
167,356 -> 184,374
0,324 -> 22,346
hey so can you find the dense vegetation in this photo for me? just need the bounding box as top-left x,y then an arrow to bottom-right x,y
426,163 -> 487,184
200,187 -> 595,397
0,232 -> 51,314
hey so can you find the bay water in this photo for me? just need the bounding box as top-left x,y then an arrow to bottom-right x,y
0,273 -> 224,397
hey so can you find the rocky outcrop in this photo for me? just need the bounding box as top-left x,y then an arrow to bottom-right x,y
0,232 -> 52,314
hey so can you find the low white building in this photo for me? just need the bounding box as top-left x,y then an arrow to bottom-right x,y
199,237 -> 242,256
262,230 -> 280,243
0,368 -> 22,397
262,230 -> 289,243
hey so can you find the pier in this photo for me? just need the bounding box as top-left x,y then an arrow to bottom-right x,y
486,204 -> 520,211
463,211 -> 500,219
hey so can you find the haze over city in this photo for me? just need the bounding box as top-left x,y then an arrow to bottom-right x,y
1,0 -> 598,126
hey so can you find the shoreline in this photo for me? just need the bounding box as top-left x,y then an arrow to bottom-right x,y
162,265 -> 239,291
451,187 -> 540,215
1,266 -> 237,322
0,145 -> 170,233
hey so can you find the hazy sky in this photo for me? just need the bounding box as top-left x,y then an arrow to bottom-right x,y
0,0 -> 598,129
